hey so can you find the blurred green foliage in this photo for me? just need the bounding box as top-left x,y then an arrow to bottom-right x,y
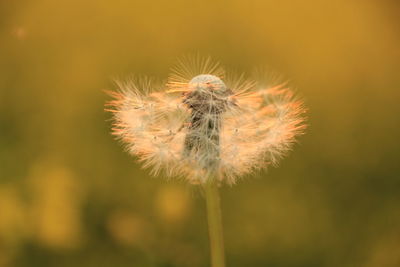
1,0 -> 400,266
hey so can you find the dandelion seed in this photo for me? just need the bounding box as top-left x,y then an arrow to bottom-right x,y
106,56 -> 307,267
106,56 -> 307,185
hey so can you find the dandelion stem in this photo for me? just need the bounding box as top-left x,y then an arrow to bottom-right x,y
204,182 -> 226,267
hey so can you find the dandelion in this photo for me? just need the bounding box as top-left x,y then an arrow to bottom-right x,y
106,56 -> 307,267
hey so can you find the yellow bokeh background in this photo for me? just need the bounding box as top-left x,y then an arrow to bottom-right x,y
1,0 -> 400,266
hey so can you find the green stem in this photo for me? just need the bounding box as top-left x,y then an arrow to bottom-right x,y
204,182 -> 226,267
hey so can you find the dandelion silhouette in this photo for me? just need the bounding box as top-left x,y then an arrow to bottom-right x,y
106,56 -> 307,267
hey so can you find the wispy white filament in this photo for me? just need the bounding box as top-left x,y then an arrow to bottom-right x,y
107,57 -> 306,185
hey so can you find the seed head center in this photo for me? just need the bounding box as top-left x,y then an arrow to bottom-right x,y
189,74 -> 226,92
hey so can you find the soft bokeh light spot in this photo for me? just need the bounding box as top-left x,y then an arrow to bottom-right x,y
107,210 -> 147,246
155,185 -> 191,224
0,186 -> 28,244
28,161 -> 82,249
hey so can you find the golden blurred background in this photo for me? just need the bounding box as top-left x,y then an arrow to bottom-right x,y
1,0 -> 400,266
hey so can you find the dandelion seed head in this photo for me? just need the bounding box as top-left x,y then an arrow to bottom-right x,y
107,57 -> 307,185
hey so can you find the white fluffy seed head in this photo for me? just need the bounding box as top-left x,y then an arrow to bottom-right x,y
106,57 -> 307,185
